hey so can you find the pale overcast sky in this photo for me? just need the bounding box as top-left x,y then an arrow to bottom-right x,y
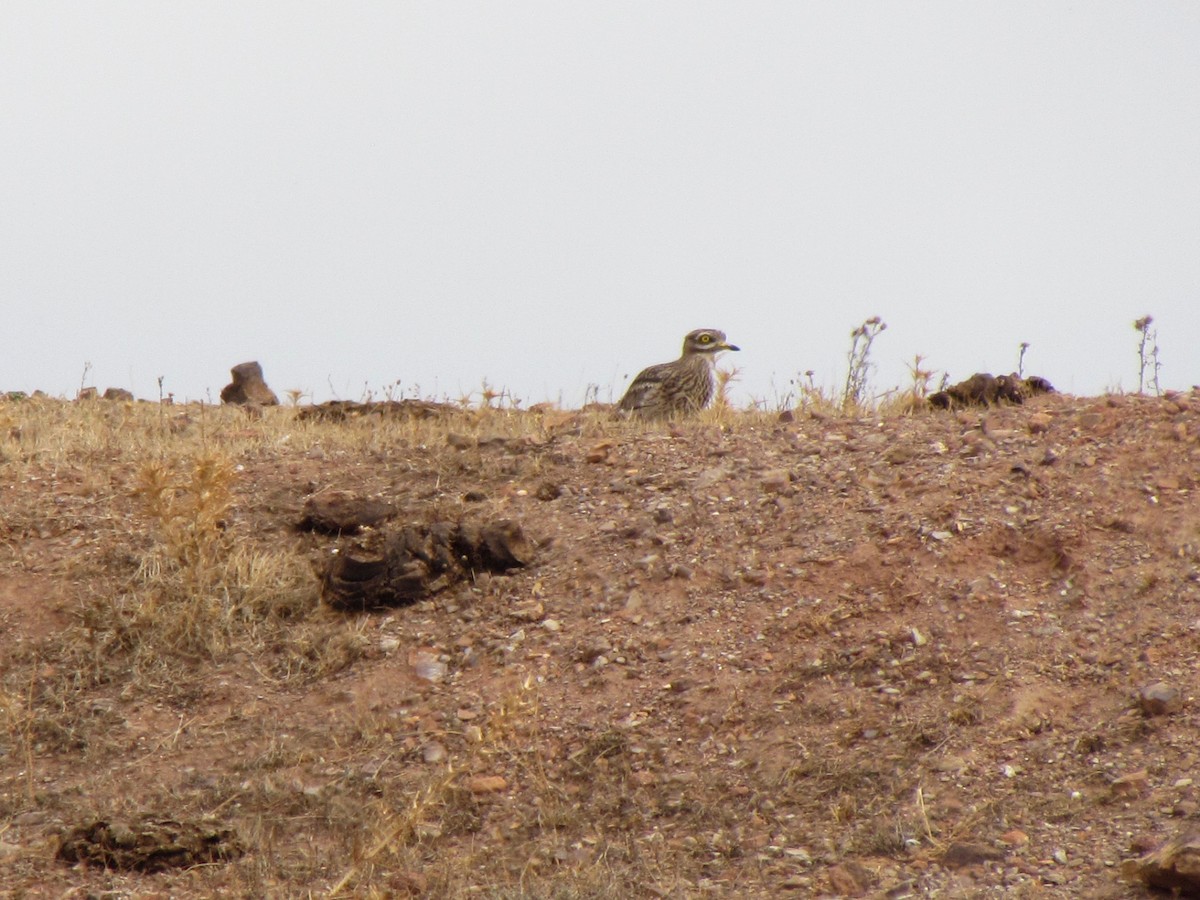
2,3 -> 1198,406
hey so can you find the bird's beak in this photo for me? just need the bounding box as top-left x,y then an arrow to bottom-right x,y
722,343 -> 740,352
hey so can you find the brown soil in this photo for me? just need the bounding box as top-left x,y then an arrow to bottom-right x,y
2,392 -> 1199,897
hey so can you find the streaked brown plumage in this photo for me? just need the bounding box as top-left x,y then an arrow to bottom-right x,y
617,329 -> 740,418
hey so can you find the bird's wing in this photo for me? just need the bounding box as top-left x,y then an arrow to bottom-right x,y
617,362 -> 673,412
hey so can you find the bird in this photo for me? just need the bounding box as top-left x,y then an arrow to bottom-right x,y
617,329 -> 740,418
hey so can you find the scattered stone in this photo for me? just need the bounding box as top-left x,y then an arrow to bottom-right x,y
931,755 -> 968,774
509,600 -> 545,622
941,842 -> 1004,868
695,467 -> 728,489
298,491 -> 396,534
577,637 -> 613,664
219,361 -> 279,406
1027,413 -> 1053,434
1123,829 -> 1200,895
760,469 -> 792,494
1139,682 -> 1182,717
664,563 -> 693,580
56,815 -> 243,872
422,742 -> 448,764
1112,769 -> 1151,800
410,650 -> 448,682
826,861 -> 870,895
999,829 -> 1029,847
586,441 -> 614,464
464,775 -> 508,794
536,481 -> 564,501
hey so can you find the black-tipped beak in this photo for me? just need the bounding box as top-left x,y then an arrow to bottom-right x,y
723,343 -> 740,352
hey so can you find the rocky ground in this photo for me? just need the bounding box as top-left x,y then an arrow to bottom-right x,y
1,391 -> 1199,897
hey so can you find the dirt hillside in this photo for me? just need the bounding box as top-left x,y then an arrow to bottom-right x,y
1,391 -> 1199,897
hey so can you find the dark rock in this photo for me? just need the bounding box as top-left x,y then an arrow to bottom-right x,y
219,361 -> 279,406
102,388 -> 135,401
298,492 -> 396,534
56,815 -> 243,872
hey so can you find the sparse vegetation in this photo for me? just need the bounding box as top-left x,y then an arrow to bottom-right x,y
878,354 -> 941,416
1133,314 -> 1162,396
1,362 -> 1198,896
841,316 -> 887,413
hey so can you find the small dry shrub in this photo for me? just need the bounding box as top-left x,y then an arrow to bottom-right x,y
80,451 -> 317,682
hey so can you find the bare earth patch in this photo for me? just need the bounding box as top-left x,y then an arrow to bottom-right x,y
1,392 -> 1199,897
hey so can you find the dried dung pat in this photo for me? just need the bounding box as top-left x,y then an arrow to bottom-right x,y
929,372 -> 1054,409
1123,829 -> 1200,895
323,519 -> 534,610
298,491 -> 396,534
57,815 -> 244,872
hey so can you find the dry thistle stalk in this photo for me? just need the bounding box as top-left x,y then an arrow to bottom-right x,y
843,316 -> 887,412
1133,315 -> 1161,396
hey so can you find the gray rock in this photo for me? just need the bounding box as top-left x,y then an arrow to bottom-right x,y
1139,682 -> 1182,717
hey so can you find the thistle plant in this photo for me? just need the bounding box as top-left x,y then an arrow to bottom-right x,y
842,316 -> 887,412
1133,315 -> 1161,395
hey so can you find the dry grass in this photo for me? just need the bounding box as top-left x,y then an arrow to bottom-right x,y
4,381 -> 1164,897
2,396 -> 704,894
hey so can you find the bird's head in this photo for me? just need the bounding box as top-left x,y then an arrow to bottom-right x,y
682,329 -> 739,356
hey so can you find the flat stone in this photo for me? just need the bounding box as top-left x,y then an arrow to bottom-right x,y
1139,682 -> 1182,717
941,842 -> 1004,868
464,775 -> 508,794
1111,769 -> 1150,799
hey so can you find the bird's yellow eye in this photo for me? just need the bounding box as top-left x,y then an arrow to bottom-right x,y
699,334 -> 712,343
